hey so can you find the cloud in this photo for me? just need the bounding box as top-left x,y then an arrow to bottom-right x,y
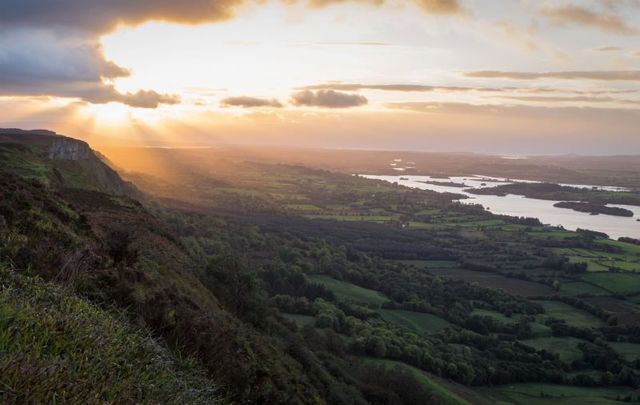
500,95 -> 640,105
290,89 -> 368,108
1,0 -> 463,35
414,0 -> 461,15
593,46 -> 623,52
0,0 -> 244,34
0,29 -> 178,107
0,29 -> 128,85
310,41 -> 392,46
117,90 -> 181,108
386,101 -> 640,116
309,0 -> 462,15
220,96 -> 283,108
0,0 -> 465,108
541,4 -> 638,35
300,83 -> 470,92
465,70 -> 640,81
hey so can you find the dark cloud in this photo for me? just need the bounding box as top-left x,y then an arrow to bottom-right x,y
0,30 -> 128,85
541,5 -> 638,35
0,0 -> 244,34
290,89 -> 368,108
2,0 -> 462,35
465,70 -> 640,81
220,96 -> 283,108
0,29 -> 178,108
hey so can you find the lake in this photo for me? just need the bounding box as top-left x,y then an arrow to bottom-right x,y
362,175 -> 640,240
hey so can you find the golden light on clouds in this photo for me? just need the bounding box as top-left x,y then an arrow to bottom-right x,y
1,0 -> 640,153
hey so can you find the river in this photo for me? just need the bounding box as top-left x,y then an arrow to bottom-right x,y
361,175 -> 640,240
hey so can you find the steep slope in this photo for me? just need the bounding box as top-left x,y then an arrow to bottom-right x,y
0,128 -> 137,196
0,137 -> 328,403
0,266 -> 221,404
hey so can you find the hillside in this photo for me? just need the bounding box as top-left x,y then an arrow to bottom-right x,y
0,134 -> 332,403
0,128 -> 138,197
2,130 -> 640,404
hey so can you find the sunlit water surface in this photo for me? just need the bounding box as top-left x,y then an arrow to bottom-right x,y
362,175 -> 640,240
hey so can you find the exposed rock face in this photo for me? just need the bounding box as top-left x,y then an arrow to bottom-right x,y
0,128 -> 140,198
49,137 -> 92,160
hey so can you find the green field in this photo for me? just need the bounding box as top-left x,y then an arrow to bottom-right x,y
521,337 -> 586,363
308,275 -> 389,306
609,342 -> 640,362
535,300 -> 604,328
397,259 -> 460,268
379,309 -> 453,334
362,358 -> 471,405
478,383 -> 634,404
529,322 -> 553,337
472,309 -> 522,324
581,273 -> 640,295
559,281 -> 610,296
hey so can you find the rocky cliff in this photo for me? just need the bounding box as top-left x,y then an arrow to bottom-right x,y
0,128 -> 139,197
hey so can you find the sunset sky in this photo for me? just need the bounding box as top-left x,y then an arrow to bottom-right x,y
1,0 -> 640,154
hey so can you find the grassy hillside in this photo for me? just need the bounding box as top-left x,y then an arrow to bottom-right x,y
0,265 -> 220,404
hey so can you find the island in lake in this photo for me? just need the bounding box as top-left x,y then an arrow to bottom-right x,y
418,180 -> 469,188
468,182 -> 640,207
554,201 -> 634,217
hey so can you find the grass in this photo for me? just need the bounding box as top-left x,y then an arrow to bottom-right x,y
397,259 -> 460,268
308,275 -> 389,306
534,300 -> 604,328
0,267 -> 220,404
529,322 -> 553,337
559,281 -> 610,296
567,256 -> 609,272
609,342 -> 640,362
379,309 -> 453,334
362,358 -> 471,405
478,383 -> 634,404
472,308 -> 522,324
581,273 -> 640,295
520,337 -> 586,363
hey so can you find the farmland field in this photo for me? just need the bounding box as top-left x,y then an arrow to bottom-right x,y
521,337 -> 586,363
478,383 -> 634,404
534,300 -> 604,328
308,275 -> 389,306
581,273 -> 640,295
609,342 -> 640,362
427,268 -> 556,296
379,309 -> 453,334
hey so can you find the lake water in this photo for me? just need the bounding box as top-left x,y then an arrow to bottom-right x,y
361,175 -> 640,240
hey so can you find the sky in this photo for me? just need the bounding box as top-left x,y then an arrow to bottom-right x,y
1,0 -> 640,154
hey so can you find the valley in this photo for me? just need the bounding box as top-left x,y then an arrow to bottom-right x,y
1,130 -> 640,404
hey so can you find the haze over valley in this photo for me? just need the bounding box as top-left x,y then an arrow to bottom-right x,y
2,1 -> 640,404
